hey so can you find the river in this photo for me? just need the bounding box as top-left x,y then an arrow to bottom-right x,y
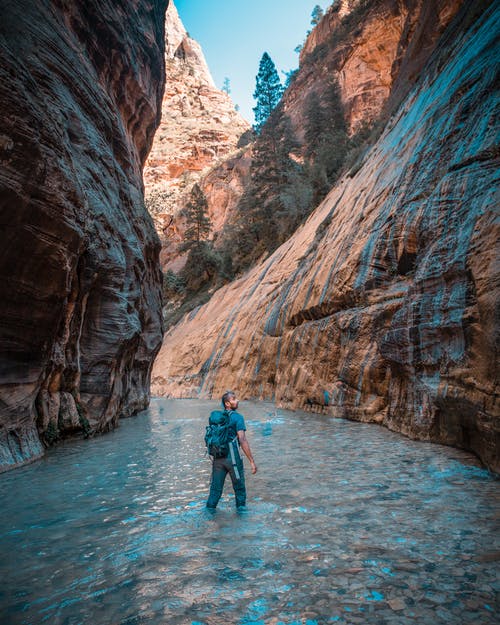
0,399 -> 498,624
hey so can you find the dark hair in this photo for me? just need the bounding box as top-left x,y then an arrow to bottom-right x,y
222,390 -> 235,408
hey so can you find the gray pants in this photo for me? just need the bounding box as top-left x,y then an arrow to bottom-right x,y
206,451 -> 246,509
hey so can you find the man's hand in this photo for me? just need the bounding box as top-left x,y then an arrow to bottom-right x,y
238,430 -> 257,474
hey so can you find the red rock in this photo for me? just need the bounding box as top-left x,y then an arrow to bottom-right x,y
143,1 -> 249,272
289,0 -> 464,135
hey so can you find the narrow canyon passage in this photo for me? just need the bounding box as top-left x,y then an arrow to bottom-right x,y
1,400 -> 498,625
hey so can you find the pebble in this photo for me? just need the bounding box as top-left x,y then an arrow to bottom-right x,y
388,598 -> 406,611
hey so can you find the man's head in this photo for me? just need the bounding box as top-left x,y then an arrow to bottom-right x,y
222,391 -> 239,410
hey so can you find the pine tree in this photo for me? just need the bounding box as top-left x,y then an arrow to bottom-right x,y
181,184 -> 211,251
303,81 -> 348,205
323,80 -> 347,134
311,5 -> 324,26
222,77 -> 231,95
225,106 -> 312,272
180,185 -> 225,290
304,91 -> 325,159
252,52 -> 284,133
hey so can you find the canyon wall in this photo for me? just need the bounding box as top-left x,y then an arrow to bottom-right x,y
143,1 -> 250,272
0,0 -> 168,471
288,0 -> 464,135
152,0 -> 467,278
152,2 -> 499,471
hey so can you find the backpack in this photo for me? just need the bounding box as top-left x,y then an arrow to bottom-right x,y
205,409 -> 233,458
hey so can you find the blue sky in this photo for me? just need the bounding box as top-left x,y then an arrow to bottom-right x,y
174,0 -> 328,123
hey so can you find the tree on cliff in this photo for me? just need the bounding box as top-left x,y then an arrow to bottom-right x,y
304,91 -> 324,155
181,184 -> 211,250
180,185 -> 224,291
226,106 -> 311,271
253,52 -> 284,133
311,5 -> 324,26
304,81 -> 348,204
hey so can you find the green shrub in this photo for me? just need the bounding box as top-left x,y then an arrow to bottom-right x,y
45,421 -> 59,445
163,270 -> 186,298
76,402 -> 91,438
182,242 -> 223,291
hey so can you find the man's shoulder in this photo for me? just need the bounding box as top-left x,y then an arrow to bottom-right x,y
230,410 -> 246,430
230,410 -> 245,421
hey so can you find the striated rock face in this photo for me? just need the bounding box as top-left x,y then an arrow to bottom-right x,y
144,1 -> 250,271
300,0 -> 360,59
152,2 -> 500,471
289,0 -> 464,135
152,0 -> 466,279
0,0 -> 167,471
156,146 -> 252,273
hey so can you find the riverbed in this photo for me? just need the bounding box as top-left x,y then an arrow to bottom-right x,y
0,399 -> 498,624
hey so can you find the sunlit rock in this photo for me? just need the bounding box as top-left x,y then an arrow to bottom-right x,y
143,0 -> 250,272
290,0 -> 464,134
152,3 -> 499,471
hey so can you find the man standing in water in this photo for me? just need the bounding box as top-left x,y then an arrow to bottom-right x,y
206,391 -> 257,511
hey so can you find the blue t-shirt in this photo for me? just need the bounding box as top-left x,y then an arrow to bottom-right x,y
228,410 -> 246,439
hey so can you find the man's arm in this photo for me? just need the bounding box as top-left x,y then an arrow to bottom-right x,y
237,430 -> 257,474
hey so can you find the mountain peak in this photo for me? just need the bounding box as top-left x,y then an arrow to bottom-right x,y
144,2 -> 250,218
165,1 -> 215,89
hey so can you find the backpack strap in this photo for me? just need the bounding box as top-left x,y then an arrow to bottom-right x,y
225,409 -> 238,443
229,438 -> 240,480
224,409 -> 241,479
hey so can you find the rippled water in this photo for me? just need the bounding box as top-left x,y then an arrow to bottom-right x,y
0,399 -> 498,625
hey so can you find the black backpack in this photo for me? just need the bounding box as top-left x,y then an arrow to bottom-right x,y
205,409 -> 233,458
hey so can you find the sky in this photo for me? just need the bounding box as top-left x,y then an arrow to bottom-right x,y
174,0 -> 328,124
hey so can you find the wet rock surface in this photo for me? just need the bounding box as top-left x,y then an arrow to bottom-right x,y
0,399 -> 498,624
0,0 -> 167,470
152,2 -> 499,472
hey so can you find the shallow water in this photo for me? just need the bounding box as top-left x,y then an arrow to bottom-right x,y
0,399 -> 498,625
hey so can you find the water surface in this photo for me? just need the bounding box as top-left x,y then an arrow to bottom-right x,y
1,399 -> 498,624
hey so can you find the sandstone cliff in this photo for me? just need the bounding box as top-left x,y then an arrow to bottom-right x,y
0,0 -> 167,471
154,0 -> 467,280
143,1 -> 250,271
152,2 -> 499,471
288,0 -> 464,135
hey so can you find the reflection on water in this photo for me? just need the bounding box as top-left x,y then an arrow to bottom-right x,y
0,399 -> 498,624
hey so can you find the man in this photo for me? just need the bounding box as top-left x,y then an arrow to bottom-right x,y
206,391 -> 257,511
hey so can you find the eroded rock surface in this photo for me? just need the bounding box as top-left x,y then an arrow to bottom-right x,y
290,0 -> 464,135
0,0 -> 167,471
153,0 -> 466,278
152,3 -> 499,471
